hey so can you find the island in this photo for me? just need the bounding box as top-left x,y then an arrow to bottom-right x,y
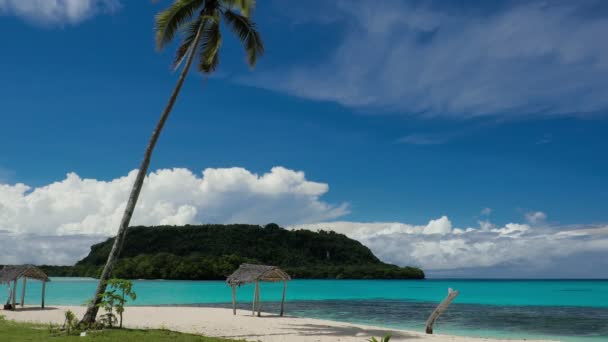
40,224 -> 424,280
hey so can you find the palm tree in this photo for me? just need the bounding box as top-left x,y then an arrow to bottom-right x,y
81,0 -> 263,324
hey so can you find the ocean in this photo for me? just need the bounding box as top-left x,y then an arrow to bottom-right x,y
7,278 -> 608,341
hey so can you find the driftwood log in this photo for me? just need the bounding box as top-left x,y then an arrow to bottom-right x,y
425,288 -> 459,334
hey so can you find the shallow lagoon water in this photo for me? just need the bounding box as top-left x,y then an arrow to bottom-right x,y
9,278 -> 608,341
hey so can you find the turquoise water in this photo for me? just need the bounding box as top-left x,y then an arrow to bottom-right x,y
6,278 -> 608,341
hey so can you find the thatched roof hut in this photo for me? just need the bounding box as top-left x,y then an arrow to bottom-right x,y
227,264 -> 291,286
226,264 -> 291,317
1,265 -> 49,310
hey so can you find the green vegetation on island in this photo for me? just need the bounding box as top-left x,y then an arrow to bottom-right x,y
41,224 -> 424,280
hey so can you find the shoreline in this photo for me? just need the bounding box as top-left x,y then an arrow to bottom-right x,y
3,305 -> 555,342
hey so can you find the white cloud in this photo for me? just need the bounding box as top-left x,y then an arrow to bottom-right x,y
250,0 -> 608,118
525,211 -> 547,225
0,167 -> 348,239
425,216 -> 452,235
294,216 -> 455,240
0,0 -> 120,25
293,218 -> 608,275
2,166 -> 606,277
490,223 -> 530,237
0,232 -> 106,265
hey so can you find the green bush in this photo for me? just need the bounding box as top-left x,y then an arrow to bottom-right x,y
97,279 -> 137,328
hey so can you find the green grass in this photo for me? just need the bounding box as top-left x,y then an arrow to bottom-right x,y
0,316 -> 239,341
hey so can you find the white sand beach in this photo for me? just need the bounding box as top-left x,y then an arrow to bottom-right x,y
3,305 -> 553,342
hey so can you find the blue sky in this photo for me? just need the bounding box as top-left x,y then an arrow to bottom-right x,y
1,0 -> 607,277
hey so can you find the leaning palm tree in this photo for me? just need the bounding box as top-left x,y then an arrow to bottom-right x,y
81,0 -> 263,324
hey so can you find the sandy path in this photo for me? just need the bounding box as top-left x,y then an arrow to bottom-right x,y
2,306 -> 553,342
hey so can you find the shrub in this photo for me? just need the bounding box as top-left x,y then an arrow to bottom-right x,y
64,310 -> 79,335
97,278 -> 136,329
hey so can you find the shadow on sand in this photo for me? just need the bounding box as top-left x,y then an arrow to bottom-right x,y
4,306 -> 59,312
220,316 -> 421,340
280,323 -> 421,340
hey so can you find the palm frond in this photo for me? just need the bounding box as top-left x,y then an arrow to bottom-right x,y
155,0 -> 205,50
223,0 -> 255,17
198,12 -> 222,73
172,17 -> 206,70
222,9 -> 264,67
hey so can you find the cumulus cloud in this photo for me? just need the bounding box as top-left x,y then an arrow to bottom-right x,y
0,0 -> 120,25
249,0 -> 608,118
293,215 -> 608,277
0,166 -> 348,237
0,166 -> 348,264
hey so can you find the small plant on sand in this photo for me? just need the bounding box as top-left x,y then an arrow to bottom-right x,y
0,314 -> 5,321
97,278 -> 136,329
47,310 -> 81,336
63,310 -> 80,335
368,335 -> 391,342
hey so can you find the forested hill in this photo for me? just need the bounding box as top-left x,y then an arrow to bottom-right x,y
42,224 -> 424,280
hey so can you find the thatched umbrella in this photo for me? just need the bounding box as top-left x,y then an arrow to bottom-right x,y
0,265 -> 50,310
227,264 -> 291,317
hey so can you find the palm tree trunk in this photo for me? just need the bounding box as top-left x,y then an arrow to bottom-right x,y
80,21 -> 205,325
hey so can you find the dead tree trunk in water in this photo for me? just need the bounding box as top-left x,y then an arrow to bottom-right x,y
425,288 -> 459,334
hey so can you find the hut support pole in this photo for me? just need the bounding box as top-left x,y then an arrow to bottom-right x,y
256,281 -> 261,317
425,288 -> 459,334
251,282 -> 258,316
20,277 -> 26,307
231,285 -> 237,315
41,281 -> 46,309
280,280 -> 287,317
12,279 -> 17,309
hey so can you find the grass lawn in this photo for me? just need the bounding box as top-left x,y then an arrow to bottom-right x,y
0,316 -> 240,341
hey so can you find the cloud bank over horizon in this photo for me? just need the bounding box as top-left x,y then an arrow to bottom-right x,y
249,0 -> 608,119
293,218 -> 608,278
0,0 -> 120,25
1,166 -> 606,277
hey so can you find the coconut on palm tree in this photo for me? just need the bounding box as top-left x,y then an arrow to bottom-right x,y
81,0 -> 263,324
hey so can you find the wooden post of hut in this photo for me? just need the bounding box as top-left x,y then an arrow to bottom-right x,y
251,282 -> 257,316
20,277 -> 27,307
226,264 -> 291,318
280,280 -> 287,317
12,279 -> 17,308
231,285 -> 237,315
41,281 -> 46,309
0,265 -> 50,311
257,281 -> 263,317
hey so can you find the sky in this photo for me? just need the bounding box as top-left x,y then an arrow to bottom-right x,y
0,0 -> 607,278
